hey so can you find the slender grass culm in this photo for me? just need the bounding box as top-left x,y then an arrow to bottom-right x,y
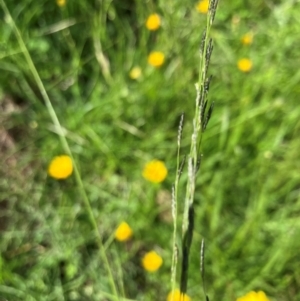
171,1 -> 219,301
0,1 -> 119,300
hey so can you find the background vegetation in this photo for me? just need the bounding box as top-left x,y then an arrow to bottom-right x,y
1,0 -> 300,300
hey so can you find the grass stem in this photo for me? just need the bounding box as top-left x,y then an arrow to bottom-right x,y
0,1 -> 118,298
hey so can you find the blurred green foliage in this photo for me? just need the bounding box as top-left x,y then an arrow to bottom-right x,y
1,0 -> 300,300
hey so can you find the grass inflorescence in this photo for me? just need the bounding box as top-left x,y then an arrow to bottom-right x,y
1,0 -> 300,301
170,1 -> 219,300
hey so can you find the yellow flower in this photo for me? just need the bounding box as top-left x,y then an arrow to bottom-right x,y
237,58 -> 252,72
48,155 -> 73,179
148,51 -> 165,68
241,32 -> 253,45
142,251 -> 163,272
56,0 -> 66,7
167,289 -> 191,301
196,0 -> 209,14
146,13 -> 161,31
129,66 -> 142,80
142,160 -> 168,183
236,291 -> 270,301
115,222 -> 133,242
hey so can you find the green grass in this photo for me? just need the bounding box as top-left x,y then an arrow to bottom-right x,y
1,0 -> 300,300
